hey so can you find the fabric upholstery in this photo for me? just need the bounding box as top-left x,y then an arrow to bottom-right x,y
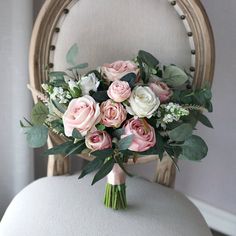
53,0 -> 191,72
0,174 -> 212,236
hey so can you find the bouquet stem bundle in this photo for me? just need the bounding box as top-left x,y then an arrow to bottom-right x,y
104,183 -> 127,210
104,164 -> 127,210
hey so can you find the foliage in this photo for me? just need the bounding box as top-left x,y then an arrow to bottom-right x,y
21,47 -> 213,188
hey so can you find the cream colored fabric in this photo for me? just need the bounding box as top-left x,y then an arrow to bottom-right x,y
0,174 -> 212,236
53,0 -> 191,72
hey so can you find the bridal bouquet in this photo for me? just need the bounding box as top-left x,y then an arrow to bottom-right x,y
21,45 -> 213,210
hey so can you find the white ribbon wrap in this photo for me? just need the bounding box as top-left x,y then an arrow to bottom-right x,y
107,164 -> 126,185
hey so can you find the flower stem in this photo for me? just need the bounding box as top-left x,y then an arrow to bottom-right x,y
104,183 -> 127,210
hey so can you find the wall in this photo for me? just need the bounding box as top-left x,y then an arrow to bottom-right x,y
175,0 -> 236,216
0,0 -> 34,218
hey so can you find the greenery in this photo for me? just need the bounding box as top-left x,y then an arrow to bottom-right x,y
21,47 -> 213,210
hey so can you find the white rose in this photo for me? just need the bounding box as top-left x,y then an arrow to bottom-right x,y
126,86 -> 160,118
79,73 -> 100,95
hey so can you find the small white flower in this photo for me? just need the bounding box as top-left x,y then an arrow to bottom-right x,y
161,102 -> 189,124
67,79 -> 77,90
79,73 -> 100,95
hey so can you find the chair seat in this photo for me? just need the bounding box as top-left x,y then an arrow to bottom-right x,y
0,174 -> 212,236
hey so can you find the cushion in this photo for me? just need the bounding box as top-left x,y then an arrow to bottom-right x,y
0,174 -> 212,236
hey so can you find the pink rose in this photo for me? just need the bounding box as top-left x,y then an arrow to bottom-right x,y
121,118 -> 156,152
85,131 -> 112,151
100,99 -> 127,128
62,95 -> 100,137
107,80 -> 131,102
101,60 -> 138,82
149,81 -> 173,103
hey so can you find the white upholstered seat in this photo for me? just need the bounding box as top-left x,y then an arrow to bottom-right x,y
0,174 -> 212,236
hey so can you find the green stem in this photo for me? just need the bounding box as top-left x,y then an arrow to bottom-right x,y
104,183 -> 127,210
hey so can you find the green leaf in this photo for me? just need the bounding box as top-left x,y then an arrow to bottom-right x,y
139,147 -> 159,155
198,113 -> 213,128
137,56 -> 147,83
138,50 -> 159,68
112,128 -> 124,138
20,120 -> 25,128
156,132 -> 165,159
49,71 -> 66,79
66,43 -> 78,66
115,157 -> 133,177
91,148 -> 114,158
72,129 -> 83,139
118,135 -> 133,150
31,102 -> 49,125
25,125 -> 48,148
206,101 -> 213,112
168,123 -> 193,142
78,157 -> 106,179
65,142 -> 86,157
67,63 -> 88,71
43,141 -> 74,156
180,135 -> 208,161
70,87 -> 82,98
91,158 -> 115,185
163,65 -> 189,87
51,100 -> 66,113
48,72 -> 66,87
96,124 -> 106,131
120,73 -> 136,88
90,90 -> 109,103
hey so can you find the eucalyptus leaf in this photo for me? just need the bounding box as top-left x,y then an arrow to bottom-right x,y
67,63 -> 89,71
51,100 -> 66,113
169,123 -> 193,142
78,157 -> 105,179
26,125 -> 48,148
31,102 -> 49,125
120,73 -> 136,88
66,43 -> 78,66
112,128 -> 124,138
163,65 -> 189,87
137,56 -> 147,83
91,90 -> 109,103
118,135 -> 133,150
48,71 -> 66,79
180,135 -> 208,161
138,50 -> 159,68
91,158 -> 115,185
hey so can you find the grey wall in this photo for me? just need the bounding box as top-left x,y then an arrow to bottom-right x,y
0,0 -> 34,218
175,0 -> 236,215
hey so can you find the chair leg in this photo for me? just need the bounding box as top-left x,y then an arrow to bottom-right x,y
155,155 -> 176,188
47,135 -> 70,176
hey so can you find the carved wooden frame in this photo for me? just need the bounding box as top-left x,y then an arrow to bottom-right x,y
29,0 -> 215,187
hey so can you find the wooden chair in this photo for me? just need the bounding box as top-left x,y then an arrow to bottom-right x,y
0,1 -> 215,235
